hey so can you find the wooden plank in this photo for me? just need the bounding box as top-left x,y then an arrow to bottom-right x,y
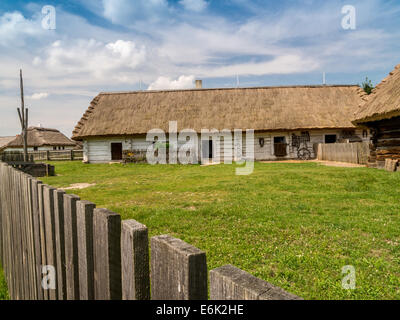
385,159 -> 398,172
151,235 -> 208,300
43,185 -> 58,300
210,265 -> 302,300
54,189 -> 67,300
77,200 -> 96,300
121,220 -> 150,300
38,183 -> 49,299
63,193 -> 80,300
93,208 -> 122,300
31,179 -> 44,300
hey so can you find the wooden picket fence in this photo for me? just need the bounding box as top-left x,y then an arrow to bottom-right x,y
317,142 -> 370,165
0,162 -> 301,300
0,150 -> 83,162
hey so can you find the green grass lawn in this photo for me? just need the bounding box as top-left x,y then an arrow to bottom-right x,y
39,161 -> 400,300
0,265 -> 9,300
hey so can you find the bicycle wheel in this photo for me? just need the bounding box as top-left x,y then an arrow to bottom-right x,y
298,148 -> 311,160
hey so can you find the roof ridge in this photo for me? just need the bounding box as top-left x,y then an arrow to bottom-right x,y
97,84 -> 359,96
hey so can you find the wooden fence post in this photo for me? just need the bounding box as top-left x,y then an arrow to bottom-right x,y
31,179 -> 44,300
151,235 -> 208,300
38,183 -> 49,300
53,189 -> 67,300
210,265 -> 302,300
63,194 -> 80,300
93,208 -> 122,300
77,200 -> 96,300
121,220 -> 150,300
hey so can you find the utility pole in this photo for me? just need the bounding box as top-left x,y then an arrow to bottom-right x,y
17,69 -> 29,162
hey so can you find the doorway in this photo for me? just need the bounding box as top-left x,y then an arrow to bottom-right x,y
202,140 -> 213,161
111,143 -> 123,161
274,136 -> 287,157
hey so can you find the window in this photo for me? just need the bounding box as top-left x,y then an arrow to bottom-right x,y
325,134 -> 337,144
53,147 -> 57,150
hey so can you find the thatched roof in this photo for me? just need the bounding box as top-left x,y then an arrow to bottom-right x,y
353,64 -> 400,124
5,127 -> 76,148
72,85 -> 364,140
0,137 -> 15,150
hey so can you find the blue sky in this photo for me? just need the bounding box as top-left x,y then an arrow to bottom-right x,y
0,0 -> 399,136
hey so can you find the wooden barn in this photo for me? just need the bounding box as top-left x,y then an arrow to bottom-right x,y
353,64 -> 400,170
72,85 -> 369,164
0,126 -> 77,152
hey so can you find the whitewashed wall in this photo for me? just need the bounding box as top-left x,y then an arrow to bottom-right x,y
83,129 -> 370,164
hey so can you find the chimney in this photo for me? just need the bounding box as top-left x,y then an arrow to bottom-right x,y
195,80 -> 203,89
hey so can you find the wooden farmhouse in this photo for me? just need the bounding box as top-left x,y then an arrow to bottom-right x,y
353,64 -> 400,169
0,126 -> 77,152
72,85 -> 369,164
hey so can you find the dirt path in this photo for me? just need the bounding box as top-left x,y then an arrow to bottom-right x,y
62,183 -> 96,190
261,159 -> 365,168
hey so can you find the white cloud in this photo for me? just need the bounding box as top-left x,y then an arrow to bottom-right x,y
148,75 -> 195,90
37,39 -> 146,81
180,0 -> 208,12
29,92 -> 49,100
0,11 -> 44,46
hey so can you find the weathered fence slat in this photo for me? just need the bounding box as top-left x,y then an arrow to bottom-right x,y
77,200 -> 96,300
210,264 -> 302,300
38,183 -> 49,300
43,185 -> 58,300
31,179 -> 44,300
53,189 -> 67,300
121,220 -> 150,300
151,235 -> 208,300
63,194 -> 80,300
93,208 -> 122,300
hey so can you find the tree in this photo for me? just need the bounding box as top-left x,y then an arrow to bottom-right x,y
361,77 -> 374,95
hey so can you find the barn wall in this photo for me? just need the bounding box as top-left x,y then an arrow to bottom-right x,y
367,116 -> 400,169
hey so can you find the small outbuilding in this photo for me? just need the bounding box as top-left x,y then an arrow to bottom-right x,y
353,64 -> 400,169
1,127 -> 77,152
72,85 -> 369,164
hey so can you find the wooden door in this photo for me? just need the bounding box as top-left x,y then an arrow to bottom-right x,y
274,137 -> 287,157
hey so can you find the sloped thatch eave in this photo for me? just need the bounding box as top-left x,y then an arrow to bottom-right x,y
353,64 -> 400,124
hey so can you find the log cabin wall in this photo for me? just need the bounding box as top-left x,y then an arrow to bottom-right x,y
367,116 -> 400,169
